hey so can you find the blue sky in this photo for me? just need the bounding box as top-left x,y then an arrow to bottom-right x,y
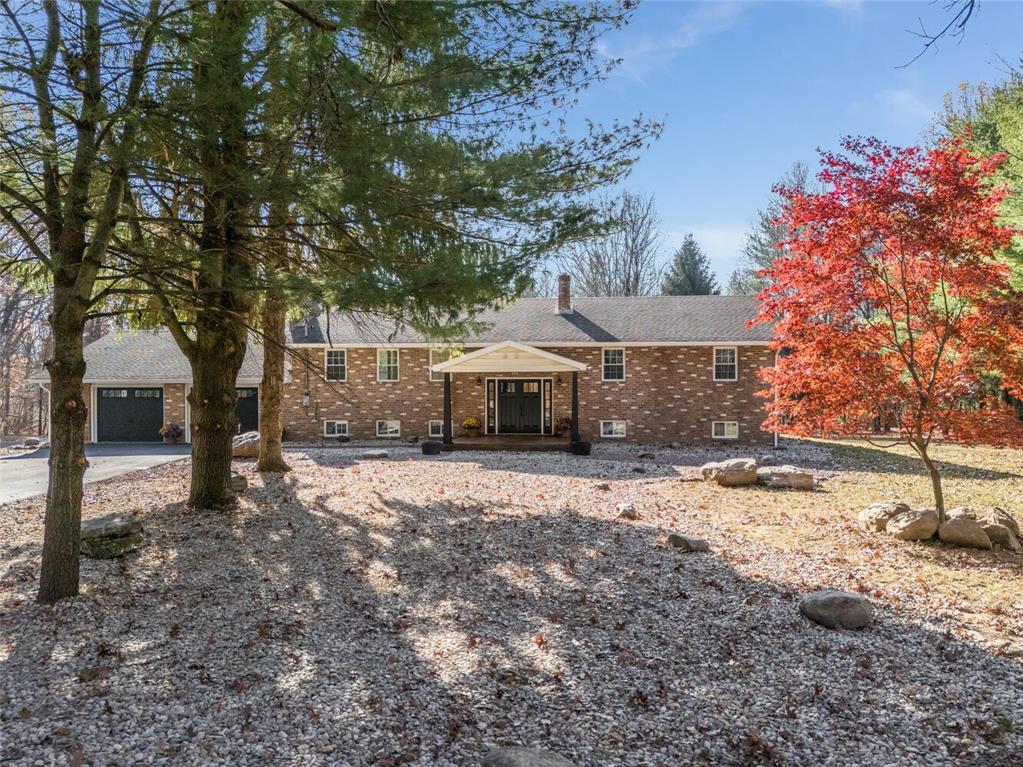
572,0 -> 1023,285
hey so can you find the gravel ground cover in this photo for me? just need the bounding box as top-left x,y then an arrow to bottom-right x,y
1,440 -> 1021,766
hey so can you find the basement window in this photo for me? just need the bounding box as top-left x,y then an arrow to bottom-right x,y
600,420 -> 627,438
376,420 -> 401,438
323,420 -> 348,437
712,421 -> 739,440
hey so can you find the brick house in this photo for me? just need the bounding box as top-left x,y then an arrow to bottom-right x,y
34,276 -> 776,445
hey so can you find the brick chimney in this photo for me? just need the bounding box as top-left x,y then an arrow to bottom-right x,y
556,273 -> 573,315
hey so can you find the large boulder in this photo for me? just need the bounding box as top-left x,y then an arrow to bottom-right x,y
981,507 -> 1020,538
858,501 -> 910,532
799,590 -> 874,630
23,436 -> 41,448
483,747 -> 575,767
80,515 -> 142,559
756,465 -> 815,490
232,431 -> 260,459
886,507 -> 939,541
701,458 -> 757,487
938,517 -> 993,550
983,523 -> 1022,553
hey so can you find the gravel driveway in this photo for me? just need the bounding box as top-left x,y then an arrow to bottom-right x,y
0,444 -> 1020,766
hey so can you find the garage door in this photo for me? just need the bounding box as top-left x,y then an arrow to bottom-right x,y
235,387 -> 259,433
96,387 -> 164,442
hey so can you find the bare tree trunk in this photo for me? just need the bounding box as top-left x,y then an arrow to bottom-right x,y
913,440 -> 946,522
37,292 -> 88,602
257,202 -> 290,473
257,289 -> 289,472
187,325 -> 246,508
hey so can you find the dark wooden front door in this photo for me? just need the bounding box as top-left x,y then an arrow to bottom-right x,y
497,379 -> 542,433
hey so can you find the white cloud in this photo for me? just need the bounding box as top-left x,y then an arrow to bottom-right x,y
874,88 -> 937,128
665,225 -> 748,286
599,3 -> 746,83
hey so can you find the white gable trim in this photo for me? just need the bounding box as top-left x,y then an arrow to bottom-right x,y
431,341 -> 587,374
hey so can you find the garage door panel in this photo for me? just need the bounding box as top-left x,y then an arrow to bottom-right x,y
97,387 -> 164,442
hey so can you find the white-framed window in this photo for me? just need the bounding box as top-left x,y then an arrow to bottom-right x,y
376,419 -> 401,438
134,389 -> 161,398
377,349 -> 399,381
325,349 -> 347,381
323,420 -> 348,437
602,348 -> 625,381
428,419 -> 446,438
429,347 -> 462,382
712,421 -> 739,439
713,347 -> 738,381
600,420 -> 627,438
101,389 -> 128,398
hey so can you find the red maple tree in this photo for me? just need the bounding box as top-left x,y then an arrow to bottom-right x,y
754,137 -> 1023,519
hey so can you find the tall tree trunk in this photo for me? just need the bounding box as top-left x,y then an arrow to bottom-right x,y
37,292 -> 88,602
257,287 -> 290,472
187,323 -> 247,508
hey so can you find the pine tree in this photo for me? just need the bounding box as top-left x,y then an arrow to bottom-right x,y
728,163 -> 810,295
662,234 -> 720,295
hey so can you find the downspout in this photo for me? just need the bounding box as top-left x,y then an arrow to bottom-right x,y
773,349 -> 779,448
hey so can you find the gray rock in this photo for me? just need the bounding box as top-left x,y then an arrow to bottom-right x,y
616,503 -> 638,520
858,501 -> 910,532
983,523 -> 1022,553
23,437 -> 41,447
638,452 -> 655,460
665,533 -> 710,552
483,747 -> 575,767
799,590 -> 874,630
700,458 -> 757,487
886,507 -> 939,541
361,449 -> 389,460
758,454 -> 778,467
938,517 -> 992,550
232,431 -> 260,459
756,465 -> 815,490
230,473 -> 248,493
80,515 -> 142,559
946,506 -> 977,522
981,507 -> 1020,538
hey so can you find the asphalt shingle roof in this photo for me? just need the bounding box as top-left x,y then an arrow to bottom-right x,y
30,330 -> 264,383
290,295 -> 771,345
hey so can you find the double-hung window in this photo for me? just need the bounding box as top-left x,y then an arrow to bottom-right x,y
713,347 -> 738,381
602,348 -> 625,381
377,349 -> 399,381
325,349 -> 347,381
429,347 -> 462,382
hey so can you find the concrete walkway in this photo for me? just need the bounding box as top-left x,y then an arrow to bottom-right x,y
0,443 -> 191,504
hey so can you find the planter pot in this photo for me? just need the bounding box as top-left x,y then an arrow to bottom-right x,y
421,441 -> 442,456
569,441 -> 591,456
163,437 -> 179,445
465,429 -> 482,438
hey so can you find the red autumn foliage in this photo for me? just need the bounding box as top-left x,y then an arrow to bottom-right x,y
753,136 -> 1023,515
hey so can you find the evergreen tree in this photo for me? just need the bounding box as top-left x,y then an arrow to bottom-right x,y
728,163 -> 810,295
661,234 -> 719,295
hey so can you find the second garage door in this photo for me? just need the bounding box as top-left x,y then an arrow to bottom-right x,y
96,387 -> 164,442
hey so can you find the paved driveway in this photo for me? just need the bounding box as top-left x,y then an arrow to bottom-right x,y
0,443 -> 192,504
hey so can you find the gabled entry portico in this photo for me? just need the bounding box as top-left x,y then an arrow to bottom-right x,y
430,341 -> 587,446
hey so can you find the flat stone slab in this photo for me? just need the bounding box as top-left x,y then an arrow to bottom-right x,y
361,449 -> 389,460
800,590 -> 874,630
665,533 -> 710,552
483,747 -> 575,767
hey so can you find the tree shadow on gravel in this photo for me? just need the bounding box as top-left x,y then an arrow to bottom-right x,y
1,463 -> 1022,767
829,441 -> 1022,480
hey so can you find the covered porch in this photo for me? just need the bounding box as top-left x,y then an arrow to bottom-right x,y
431,341 -> 587,448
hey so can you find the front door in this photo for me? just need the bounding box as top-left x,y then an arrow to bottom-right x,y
497,379 -> 542,433
235,387 -> 259,433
